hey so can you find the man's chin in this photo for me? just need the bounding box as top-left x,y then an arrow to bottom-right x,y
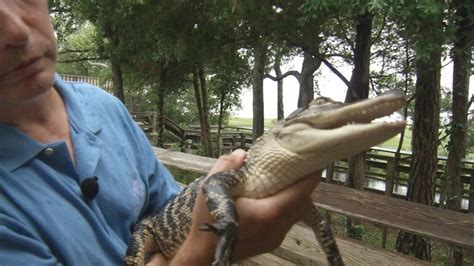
0,70 -> 55,105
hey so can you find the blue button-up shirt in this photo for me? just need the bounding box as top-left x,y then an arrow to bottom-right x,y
0,75 -> 181,265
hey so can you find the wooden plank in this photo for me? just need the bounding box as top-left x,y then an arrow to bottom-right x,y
233,227 -> 430,265
236,253 -> 296,265
271,224 -> 432,265
153,148 -> 474,250
313,183 -> 474,249
155,147 -> 213,175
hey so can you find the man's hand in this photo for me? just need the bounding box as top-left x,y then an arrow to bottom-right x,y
170,149 -> 321,265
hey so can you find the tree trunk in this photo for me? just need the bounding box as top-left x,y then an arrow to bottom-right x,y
344,11 -> 373,241
274,54 -> 284,121
104,21 -> 125,104
444,0 -> 471,214
443,0 -> 472,263
111,62 -> 125,104
251,41 -> 267,141
345,12 -> 372,103
298,51 -> 322,108
156,65 -> 168,148
396,22 -> 442,260
193,64 -> 214,158
216,91 -> 226,156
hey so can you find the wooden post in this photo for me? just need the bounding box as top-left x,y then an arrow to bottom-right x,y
325,162 -> 335,183
239,133 -> 246,149
469,168 -> 474,213
150,112 -> 158,146
183,139 -> 193,154
383,158 -> 396,248
385,158 -> 396,196
218,134 -> 223,156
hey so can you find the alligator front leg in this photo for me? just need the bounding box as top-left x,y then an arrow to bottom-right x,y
302,205 -> 344,266
200,170 -> 244,266
125,217 -> 157,266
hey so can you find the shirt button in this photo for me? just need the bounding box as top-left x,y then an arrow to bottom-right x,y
44,147 -> 54,156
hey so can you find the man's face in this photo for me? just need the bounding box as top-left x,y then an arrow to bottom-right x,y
0,0 -> 57,105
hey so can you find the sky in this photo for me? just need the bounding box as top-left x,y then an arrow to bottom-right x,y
233,57 -> 474,119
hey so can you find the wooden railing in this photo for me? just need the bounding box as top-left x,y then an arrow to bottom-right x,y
60,74 -> 112,91
153,148 -> 474,265
332,147 -> 474,212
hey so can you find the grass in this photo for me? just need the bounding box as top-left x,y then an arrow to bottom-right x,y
228,117 -> 278,129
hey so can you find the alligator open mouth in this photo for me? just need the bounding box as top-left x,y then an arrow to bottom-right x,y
276,91 -> 407,154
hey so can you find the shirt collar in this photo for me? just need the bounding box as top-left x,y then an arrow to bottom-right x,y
0,125 -> 47,171
54,73 -> 102,135
0,74 -> 102,171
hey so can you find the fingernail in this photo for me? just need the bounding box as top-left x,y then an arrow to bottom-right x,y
231,149 -> 246,157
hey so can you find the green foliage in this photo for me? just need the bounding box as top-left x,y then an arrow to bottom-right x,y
56,23 -> 108,77
166,166 -> 201,185
51,0 -> 473,160
346,220 -> 364,240
49,0 -> 78,43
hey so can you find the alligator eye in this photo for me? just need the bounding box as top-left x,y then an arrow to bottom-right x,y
313,97 -> 329,105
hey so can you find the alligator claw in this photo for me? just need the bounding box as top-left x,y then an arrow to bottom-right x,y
198,221 -> 238,266
199,222 -> 221,234
214,222 -> 238,266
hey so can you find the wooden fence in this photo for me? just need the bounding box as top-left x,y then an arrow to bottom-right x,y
153,148 -> 474,265
60,74 -> 112,91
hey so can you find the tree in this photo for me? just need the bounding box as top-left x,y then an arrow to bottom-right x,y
251,40 -> 268,140
443,0 -> 473,213
208,52 -> 249,154
344,9 -> 374,241
442,0 -> 473,263
193,64 -> 214,157
61,0 -> 132,103
266,51 -> 322,108
395,1 -> 446,259
273,52 -> 285,120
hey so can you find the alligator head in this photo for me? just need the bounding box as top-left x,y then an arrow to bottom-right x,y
239,91 -> 406,198
276,90 -> 407,156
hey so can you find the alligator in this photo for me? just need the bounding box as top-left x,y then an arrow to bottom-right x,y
125,91 -> 407,266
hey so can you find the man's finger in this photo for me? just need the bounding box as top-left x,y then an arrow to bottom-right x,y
207,149 -> 246,176
146,253 -> 169,266
261,171 -> 321,209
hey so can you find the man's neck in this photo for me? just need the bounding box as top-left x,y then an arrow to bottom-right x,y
0,86 -> 77,163
0,87 -> 58,122
0,87 -> 68,142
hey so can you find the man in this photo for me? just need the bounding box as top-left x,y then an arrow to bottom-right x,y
0,1 -> 319,265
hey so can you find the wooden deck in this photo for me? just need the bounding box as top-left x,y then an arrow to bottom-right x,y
153,148 -> 474,264
312,183 -> 474,249
248,225 -> 433,265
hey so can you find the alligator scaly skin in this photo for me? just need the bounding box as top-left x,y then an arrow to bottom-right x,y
125,130 -> 344,266
126,92 -> 406,266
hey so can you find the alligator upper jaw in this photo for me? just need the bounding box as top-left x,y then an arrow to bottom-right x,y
284,90 -> 406,129
276,91 -> 407,155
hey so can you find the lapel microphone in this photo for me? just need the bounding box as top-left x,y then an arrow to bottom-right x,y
80,176 -> 99,200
